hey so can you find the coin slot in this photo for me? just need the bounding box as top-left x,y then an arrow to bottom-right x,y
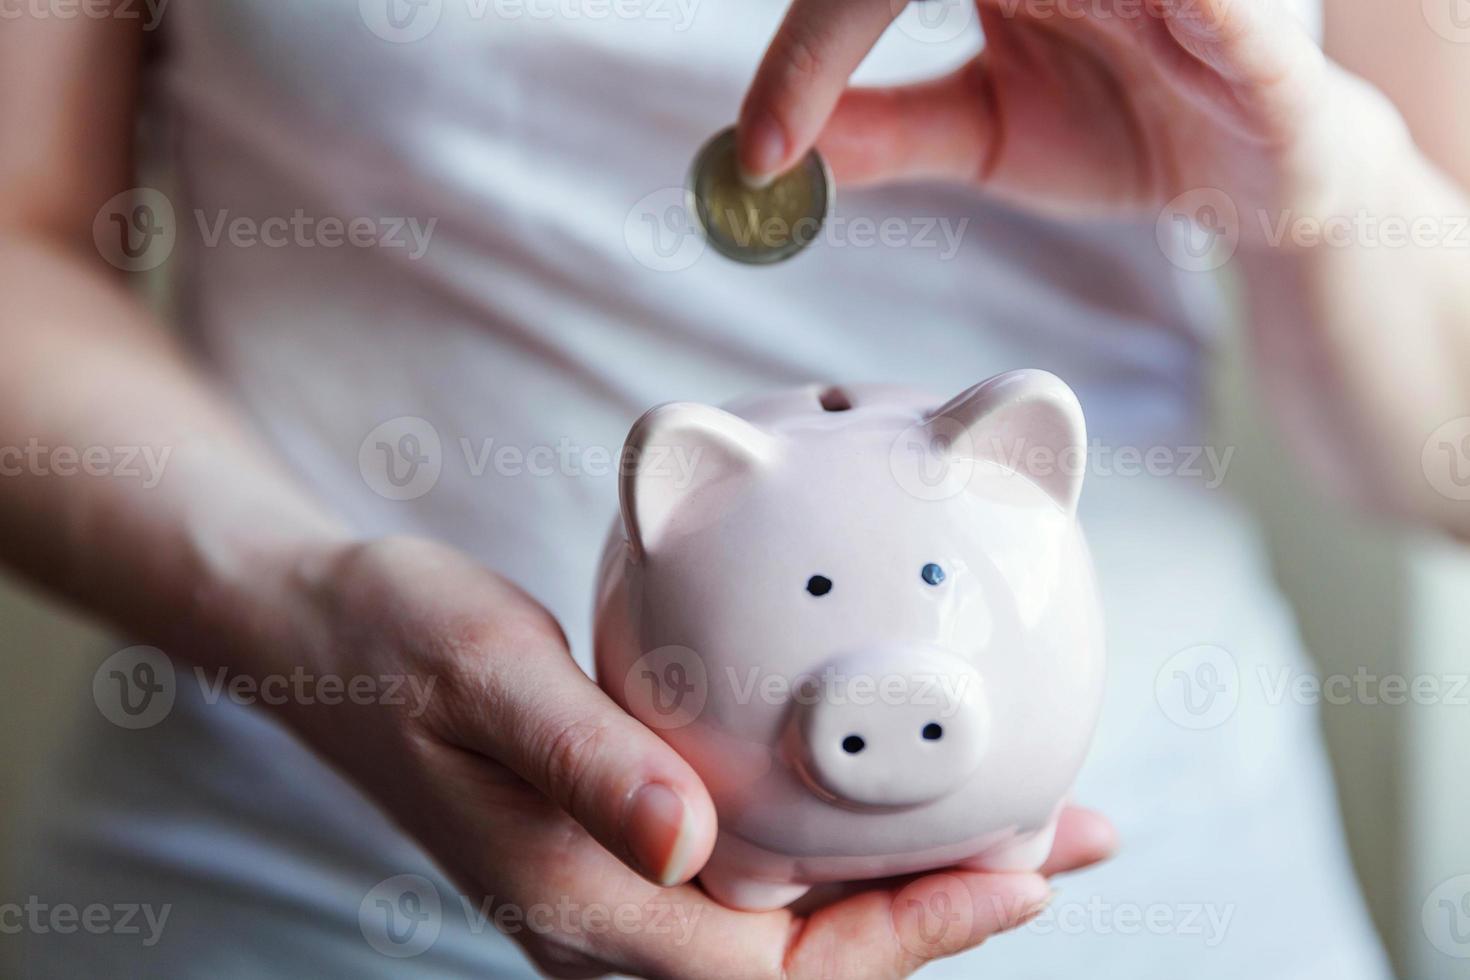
818,387 -> 852,412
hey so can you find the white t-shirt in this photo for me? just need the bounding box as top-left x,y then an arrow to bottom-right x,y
11,0 -> 1389,975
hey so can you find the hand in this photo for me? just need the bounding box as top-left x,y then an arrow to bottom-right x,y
259,536 -> 1115,978
737,0 -> 1408,233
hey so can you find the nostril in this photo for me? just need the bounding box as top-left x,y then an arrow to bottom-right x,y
841,734 -> 866,754
921,723 -> 943,741
818,387 -> 852,412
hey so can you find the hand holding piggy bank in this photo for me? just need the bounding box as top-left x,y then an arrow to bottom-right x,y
595,370 -> 1105,911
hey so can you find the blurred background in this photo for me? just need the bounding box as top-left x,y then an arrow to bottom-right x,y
1,291 -> 1468,978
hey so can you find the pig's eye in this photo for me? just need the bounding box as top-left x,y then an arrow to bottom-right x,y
920,563 -> 946,586
806,575 -> 833,597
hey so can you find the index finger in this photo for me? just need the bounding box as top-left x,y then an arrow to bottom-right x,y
737,0 -> 907,186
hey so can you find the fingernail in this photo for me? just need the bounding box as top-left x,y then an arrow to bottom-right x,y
624,783 -> 697,886
1016,891 -> 1056,927
738,114 -> 786,189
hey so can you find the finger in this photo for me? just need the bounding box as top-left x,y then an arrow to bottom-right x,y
1039,805 -> 1119,876
787,871 -> 1052,978
1152,0 -> 1325,133
1157,0 -> 1315,82
816,58 -> 995,187
737,0 -> 907,185
792,806 -> 1116,916
483,811 -> 795,980
446,626 -> 717,888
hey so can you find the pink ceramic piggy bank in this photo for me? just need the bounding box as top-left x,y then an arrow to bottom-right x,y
594,370 -> 1105,911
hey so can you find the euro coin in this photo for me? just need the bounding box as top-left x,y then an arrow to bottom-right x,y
687,126 -> 832,265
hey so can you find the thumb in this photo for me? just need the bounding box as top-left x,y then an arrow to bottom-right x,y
817,58 -> 996,187
455,633 -> 717,888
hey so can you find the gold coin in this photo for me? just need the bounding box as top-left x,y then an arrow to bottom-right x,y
687,126 -> 832,265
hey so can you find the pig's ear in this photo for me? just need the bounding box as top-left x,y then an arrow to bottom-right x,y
924,370 -> 1087,513
620,403 -> 775,559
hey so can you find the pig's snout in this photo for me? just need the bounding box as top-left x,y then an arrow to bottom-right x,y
788,650 -> 988,809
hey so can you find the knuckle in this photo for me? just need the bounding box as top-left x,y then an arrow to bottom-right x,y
422,620 -> 501,728
327,534 -> 433,589
428,616 -> 581,756
777,27 -> 824,83
759,19 -> 840,138
537,717 -> 615,813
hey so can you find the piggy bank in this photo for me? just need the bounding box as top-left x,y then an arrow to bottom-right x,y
594,370 -> 1105,911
